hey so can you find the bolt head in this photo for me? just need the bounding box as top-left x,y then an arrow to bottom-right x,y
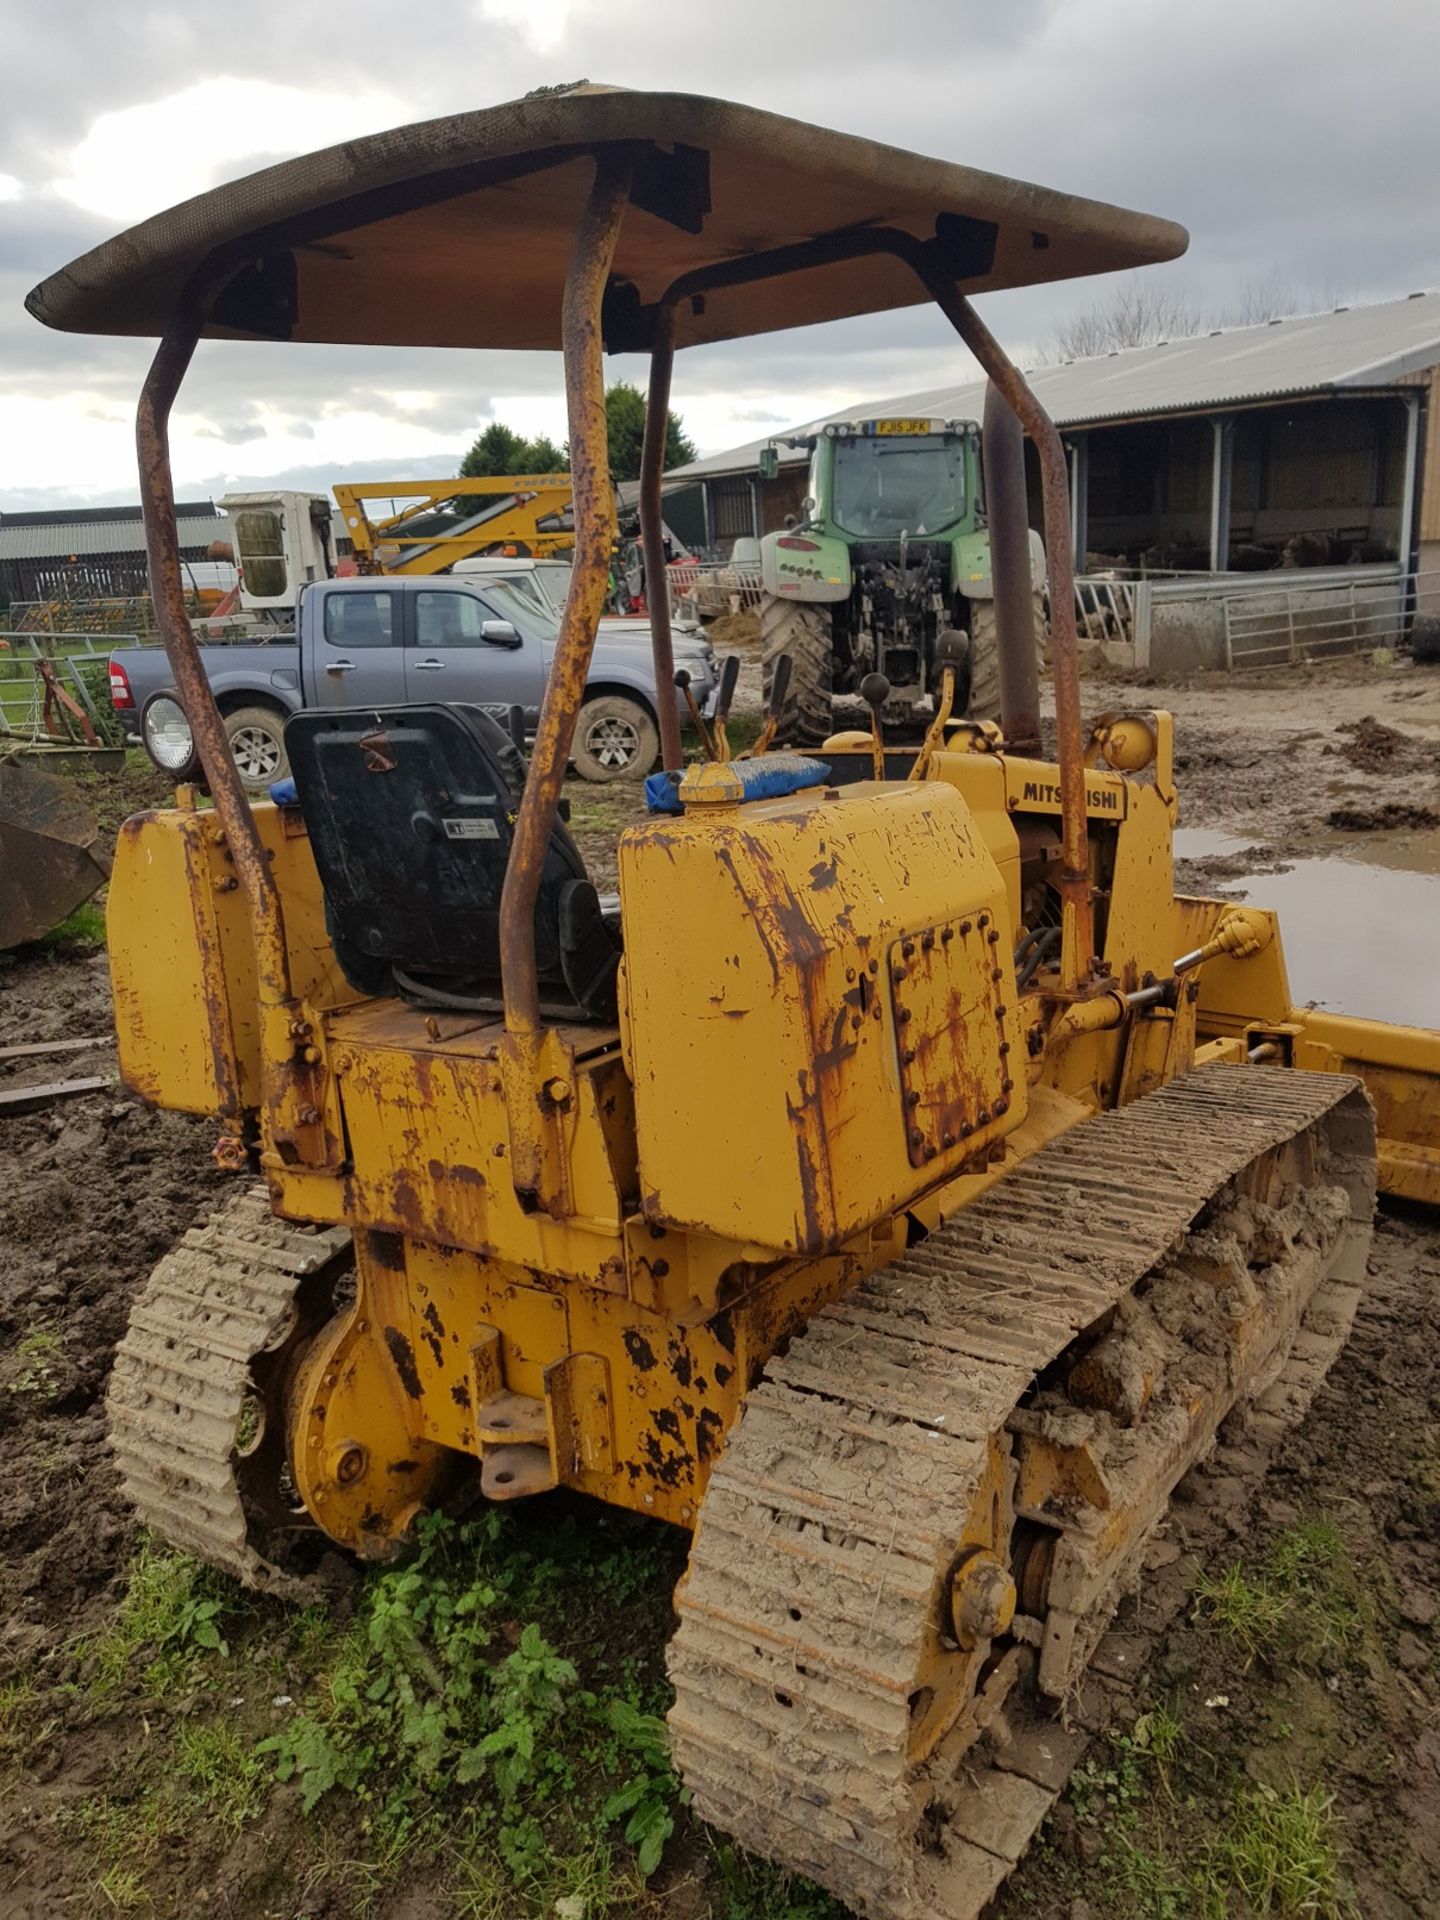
334,1444 -> 368,1487
950,1553 -> 1017,1644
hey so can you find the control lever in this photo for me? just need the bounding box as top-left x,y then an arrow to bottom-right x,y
743,652 -> 790,758
860,671 -> 890,783
713,655 -> 741,762
908,630 -> 965,782
506,704 -> 527,756
674,668 -> 716,762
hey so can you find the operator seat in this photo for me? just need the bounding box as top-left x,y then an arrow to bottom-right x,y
285,703 -> 620,1020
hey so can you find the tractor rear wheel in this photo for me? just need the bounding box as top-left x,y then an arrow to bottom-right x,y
965,592 -> 1047,726
760,596 -> 833,746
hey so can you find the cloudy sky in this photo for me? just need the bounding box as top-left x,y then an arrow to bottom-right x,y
2,0 -> 1436,511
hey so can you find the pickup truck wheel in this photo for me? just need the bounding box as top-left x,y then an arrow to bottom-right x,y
572,696 -> 658,782
223,705 -> 290,791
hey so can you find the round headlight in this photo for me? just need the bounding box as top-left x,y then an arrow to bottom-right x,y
141,692 -> 198,777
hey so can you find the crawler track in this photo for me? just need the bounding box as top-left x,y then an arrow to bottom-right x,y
668,1065 -> 1375,1920
108,1185 -> 351,1595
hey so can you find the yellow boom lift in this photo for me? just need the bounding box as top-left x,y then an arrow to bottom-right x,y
331,476 -> 576,572
28,86 -> 1440,1919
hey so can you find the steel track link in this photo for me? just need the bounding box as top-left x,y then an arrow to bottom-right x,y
108,1185 -> 351,1595
668,1065 -> 1375,1920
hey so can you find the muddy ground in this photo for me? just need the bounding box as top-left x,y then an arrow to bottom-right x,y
1,655 -> 1438,1920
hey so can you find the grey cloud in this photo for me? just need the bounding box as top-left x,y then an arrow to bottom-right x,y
4,0 -> 1437,509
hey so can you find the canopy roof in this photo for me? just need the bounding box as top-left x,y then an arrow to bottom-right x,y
27,86 -> 1187,354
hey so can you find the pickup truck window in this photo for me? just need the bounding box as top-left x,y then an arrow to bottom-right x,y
416,591 -> 509,647
324,590 -> 395,647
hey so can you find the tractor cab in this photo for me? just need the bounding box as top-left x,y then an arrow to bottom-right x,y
760,415 -> 993,702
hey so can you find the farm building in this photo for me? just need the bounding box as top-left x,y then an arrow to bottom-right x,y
664,291 -> 1440,580
0,500 -> 230,611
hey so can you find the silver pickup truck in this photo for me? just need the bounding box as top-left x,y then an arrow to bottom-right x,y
111,571 -> 717,788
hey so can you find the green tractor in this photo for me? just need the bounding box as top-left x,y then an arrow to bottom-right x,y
757,414 -> 1047,743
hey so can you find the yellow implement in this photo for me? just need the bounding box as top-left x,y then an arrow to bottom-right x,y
31,85 -> 1438,1920
331,476 -> 576,572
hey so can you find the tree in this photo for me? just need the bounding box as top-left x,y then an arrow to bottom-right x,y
1041,271 -> 1353,364
1042,278 -> 1203,362
600,382 -> 697,483
524,434 -> 566,472
460,389 -> 696,482
460,421 -> 532,477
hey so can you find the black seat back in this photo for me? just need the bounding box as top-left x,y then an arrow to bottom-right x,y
285,703 -> 618,1017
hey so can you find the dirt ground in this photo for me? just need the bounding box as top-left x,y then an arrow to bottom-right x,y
2,655 -> 1438,1920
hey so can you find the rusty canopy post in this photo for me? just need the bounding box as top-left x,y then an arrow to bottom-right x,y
640,300 -> 684,771
136,282 -> 295,1014
499,150 -> 633,1040
920,278 -> 1095,990
981,381 -> 1043,754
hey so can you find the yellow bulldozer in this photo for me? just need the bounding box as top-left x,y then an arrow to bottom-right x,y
28,85 -> 1440,1919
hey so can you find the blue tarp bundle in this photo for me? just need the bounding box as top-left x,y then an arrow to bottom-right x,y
644,754 -> 831,816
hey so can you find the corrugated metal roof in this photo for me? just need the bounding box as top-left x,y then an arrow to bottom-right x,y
0,502 -> 228,560
670,290 -> 1440,481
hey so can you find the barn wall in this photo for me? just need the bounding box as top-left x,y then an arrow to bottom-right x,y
1401,366 -> 1440,571
1081,395 -> 1409,568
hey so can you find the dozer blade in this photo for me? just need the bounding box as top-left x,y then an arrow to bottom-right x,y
0,757 -> 112,948
669,1064 -> 1375,1920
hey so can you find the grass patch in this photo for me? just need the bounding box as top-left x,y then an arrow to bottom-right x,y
1193,1560 -> 1290,1663
175,1719 -> 268,1832
710,1842 -> 850,1919
1194,1516 -> 1369,1670
0,1678 -> 48,1768
1220,1780 -> 1347,1916
1264,1516 -> 1367,1658
38,900 -> 107,950
94,1863 -> 147,1912
1063,1682 -> 1352,1920
76,1541 -> 234,1697
9,1321 -> 62,1397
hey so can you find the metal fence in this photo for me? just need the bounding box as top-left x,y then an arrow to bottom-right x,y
666,561 -> 766,619
0,631 -> 143,745
1221,567 -> 1436,668
1072,563 -> 1437,672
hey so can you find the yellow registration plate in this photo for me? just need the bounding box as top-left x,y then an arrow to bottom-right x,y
873,418 -> 931,435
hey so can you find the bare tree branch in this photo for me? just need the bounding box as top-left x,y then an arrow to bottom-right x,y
1037,270 -> 1356,364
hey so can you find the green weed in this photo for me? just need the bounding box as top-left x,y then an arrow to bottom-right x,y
79,1542 -> 233,1695
256,1508 -> 692,1904
711,1841 -> 848,1920
1130,1697 -> 1185,1795
175,1720 -> 268,1831
9,1321 -> 62,1396
1108,1834 -> 1191,1919
600,1699 -> 681,1876
39,900 -> 107,950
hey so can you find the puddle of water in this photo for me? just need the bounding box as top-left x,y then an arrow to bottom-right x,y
1173,827 -> 1440,1027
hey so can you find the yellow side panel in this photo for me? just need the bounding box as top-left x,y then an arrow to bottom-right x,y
108,810 -> 247,1115
107,802 -> 357,1119
619,780 -> 1024,1254
332,1000 -> 635,1286
926,751 -> 1022,927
